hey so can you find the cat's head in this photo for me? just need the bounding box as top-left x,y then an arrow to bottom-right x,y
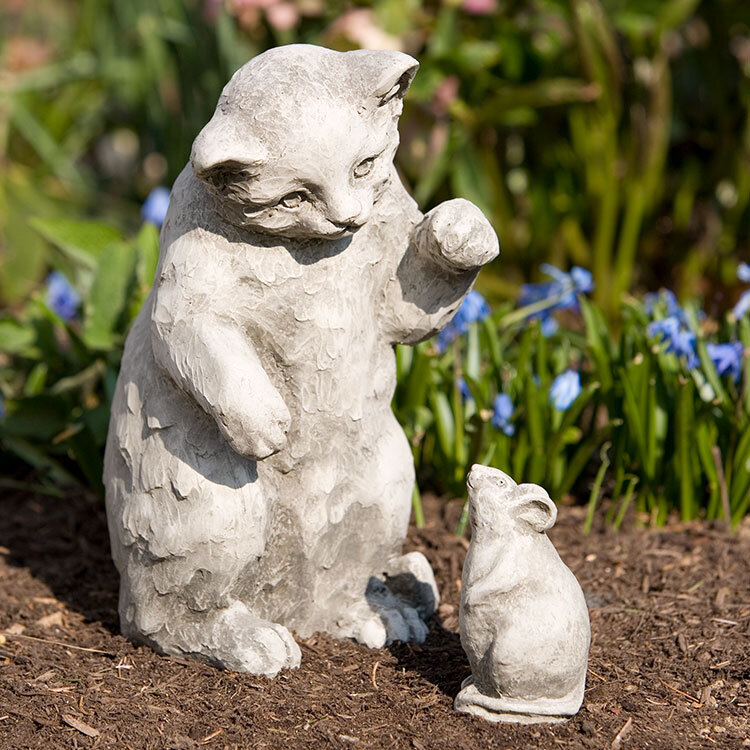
190,45 -> 418,240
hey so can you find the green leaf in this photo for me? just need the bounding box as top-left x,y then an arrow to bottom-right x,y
584,443 -> 611,534
395,344 -> 413,384
558,421 -> 620,497
675,379 -> 696,520
23,363 -> 48,396
0,396 -> 69,440
403,345 -> 433,411
30,217 -> 122,269
581,298 -> 613,391
82,243 -> 137,349
525,375 -> 546,484
696,339 -> 728,407
0,317 -> 36,353
135,221 -> 159,290
68,425 -> 104,496
429,388 -> 455,459
0,435 -> 78,485
478,78 -> 599,122
465,323 -> 481,381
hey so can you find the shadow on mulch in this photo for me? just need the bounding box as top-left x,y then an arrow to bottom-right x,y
387,627 -> 465,700
0,489 -> 119,632
1,490 -> 749,749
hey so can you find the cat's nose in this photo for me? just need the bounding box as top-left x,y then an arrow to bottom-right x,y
328,196 -> 365,228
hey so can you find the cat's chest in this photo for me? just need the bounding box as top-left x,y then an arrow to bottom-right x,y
231,235 -> 385,352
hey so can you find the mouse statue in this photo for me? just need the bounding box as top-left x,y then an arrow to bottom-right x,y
455,465 -> 590,724
103,45 -> 499,676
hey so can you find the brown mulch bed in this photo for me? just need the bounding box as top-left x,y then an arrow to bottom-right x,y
0,490 -> 748,749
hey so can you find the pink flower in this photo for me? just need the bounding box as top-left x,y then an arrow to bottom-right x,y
266,1 -> 299,31
462,0 -> 497,15
327,9 -> 402,51
433,76 -> 459,117
231,0 -> 277,9
203,0 -> 224,22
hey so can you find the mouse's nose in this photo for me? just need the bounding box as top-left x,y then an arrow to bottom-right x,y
467,464 -> 513,492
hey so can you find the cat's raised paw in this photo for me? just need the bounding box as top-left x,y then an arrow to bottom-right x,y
421,198 -> 499,272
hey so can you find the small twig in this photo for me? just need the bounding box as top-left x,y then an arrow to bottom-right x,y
711,446 -> 732,530
3,632 -> 115,657
293,714 -> 329,731
660,679 -> 700,704
371,660 -> 380,690
62,713 -> 100,738
199,728 -> 223,744
611,717 -> 632,748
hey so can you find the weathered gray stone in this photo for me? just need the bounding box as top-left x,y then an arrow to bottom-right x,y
103,45 -> 499,677
455,465 -> 590,723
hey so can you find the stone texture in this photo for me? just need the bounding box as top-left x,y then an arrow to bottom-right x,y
103,45 -> 499,677
455,465 -> 590,723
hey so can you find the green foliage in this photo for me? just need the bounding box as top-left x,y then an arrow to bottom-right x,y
1,0 -> 749,309
1,215 -> 748,530
1,1 -> 749,528
394,295 -> 750,532
0,220 -> 158,495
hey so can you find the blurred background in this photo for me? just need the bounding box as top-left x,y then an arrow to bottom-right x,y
1,0 -> 749,526
3,0 -> 749,309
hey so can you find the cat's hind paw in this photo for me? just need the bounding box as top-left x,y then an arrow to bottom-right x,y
334,577 -> 431,648
204,602 -> 301,676
383,551 -> 439,619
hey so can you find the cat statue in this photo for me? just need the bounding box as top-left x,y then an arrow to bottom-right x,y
455,465 -> 591,723
103,44 -> 498,676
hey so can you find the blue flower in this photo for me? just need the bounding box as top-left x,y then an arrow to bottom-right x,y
436,290 -> 490,352
454,290 -> 491,332
549,370 -> 581,411
569,266 -> 595,296
458,377 -> 473,402
707,342 -> 744,382
46,271 -> 80,321
141,186 -> 171,227
733,290 -> 750,321
647,315 -> 699,369
491,393 -> 514,435
517,264 -> 594,332
738,262 -> 750,283
540,316 -> 559,337
644,289 -> 685,321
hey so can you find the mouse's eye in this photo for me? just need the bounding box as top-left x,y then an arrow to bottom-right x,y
496,479 -> 505,487
353,157 -> 375,179
280,192 -> 305,209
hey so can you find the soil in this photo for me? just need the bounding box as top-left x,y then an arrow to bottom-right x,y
0,490 -> 748,749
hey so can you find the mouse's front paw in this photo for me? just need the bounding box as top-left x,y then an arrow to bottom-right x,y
421,199 -> 499,272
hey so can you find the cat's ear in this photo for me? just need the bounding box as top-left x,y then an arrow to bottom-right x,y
349,50 -> 419,108
190,104 -> 267,182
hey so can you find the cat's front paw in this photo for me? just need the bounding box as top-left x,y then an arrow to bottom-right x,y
219,392 -> 291,460
421,199 -> 499,272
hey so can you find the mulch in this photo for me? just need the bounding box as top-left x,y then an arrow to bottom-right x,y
0,489 -> 748,749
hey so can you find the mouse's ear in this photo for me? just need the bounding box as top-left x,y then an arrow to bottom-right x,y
517,486 -> 557,532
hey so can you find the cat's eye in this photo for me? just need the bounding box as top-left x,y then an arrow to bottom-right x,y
280,192 -> 304,209
354,158 -> 375,179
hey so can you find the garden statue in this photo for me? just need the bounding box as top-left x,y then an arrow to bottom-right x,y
455,464 -> 590,724
103,45 -> 499,676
